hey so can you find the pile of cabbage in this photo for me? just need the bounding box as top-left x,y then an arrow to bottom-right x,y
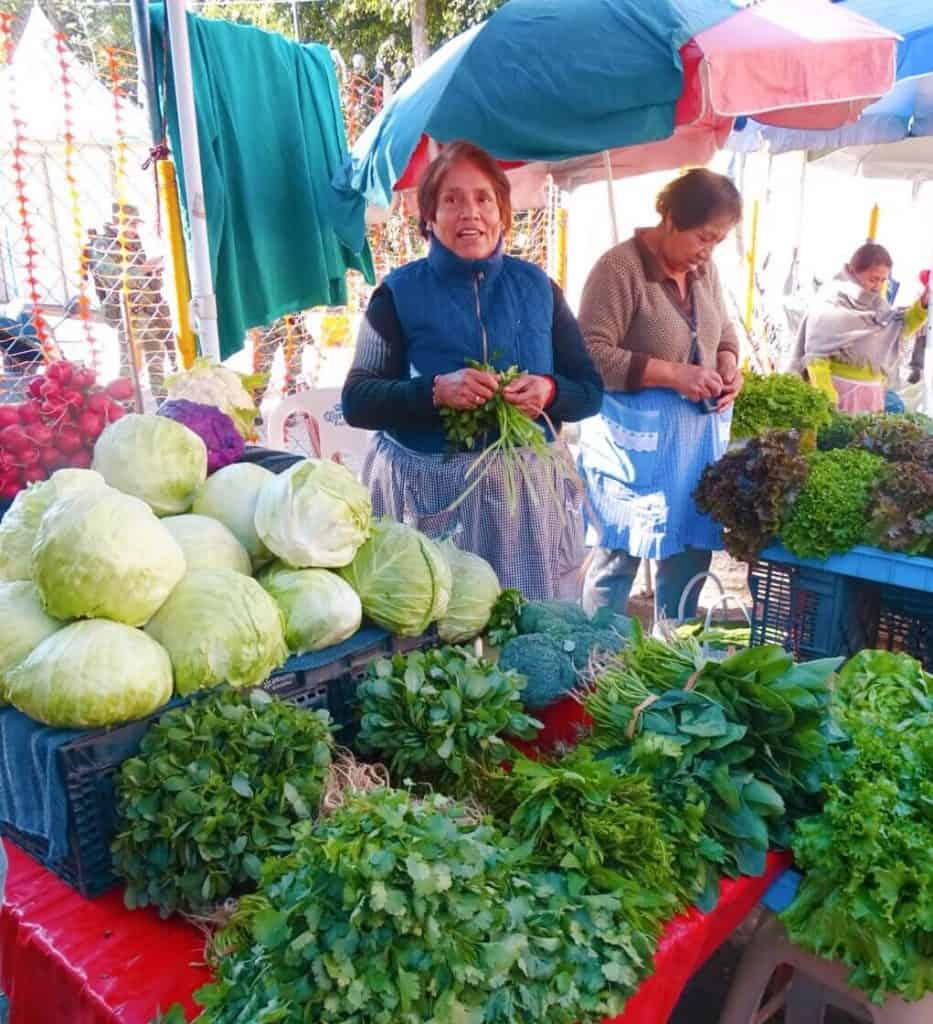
0,413 -> 502,730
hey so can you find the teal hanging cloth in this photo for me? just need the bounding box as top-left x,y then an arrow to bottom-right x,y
150,5 -> 374,360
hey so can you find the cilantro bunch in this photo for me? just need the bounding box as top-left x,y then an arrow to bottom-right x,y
781,652 -> 933,1004
193,789 -> 652,1024
732,372 -> 833,440
694,429 -> 810,562
355,645 -> 540,786
485,587 -> 526,647
780,448 -> 884,559
113,688 -> 333,917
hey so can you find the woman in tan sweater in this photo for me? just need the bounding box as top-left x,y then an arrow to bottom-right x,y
577,169 -> 744,623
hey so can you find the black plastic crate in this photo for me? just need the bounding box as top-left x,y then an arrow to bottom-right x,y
748,560 -> 879,661
876,584 -> 933,670
0,625 -> 437,897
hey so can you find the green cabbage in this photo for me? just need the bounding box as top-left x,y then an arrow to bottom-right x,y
145,569 -> 288,696
5,619 -> 173,727
32,488 -> 186,626
0,581 -> 63,701
436,542 -> 501,643
0,469 -> 108,581
259,563 -> 362,654
162,514 -> 252,575
254,459 -> 372,569
339,520 -> 451,636
92,413 -> 208,516
191,462 -> 274,567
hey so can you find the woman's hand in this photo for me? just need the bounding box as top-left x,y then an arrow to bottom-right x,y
501,374 -> 555,418
432,367 -> 499,410
715,351 -> 744,411
669,363 -> 724,403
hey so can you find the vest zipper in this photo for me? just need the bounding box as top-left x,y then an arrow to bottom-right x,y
473,272 -> 488,364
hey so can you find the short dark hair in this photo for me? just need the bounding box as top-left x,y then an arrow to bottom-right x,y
417,141 -> 512,239
849,242 -> 892,273
656,168 -> 742,232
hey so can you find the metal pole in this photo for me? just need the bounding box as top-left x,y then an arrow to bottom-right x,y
165,0 -> 221,362
129,0 -> 161,143
602,150 -> 619,246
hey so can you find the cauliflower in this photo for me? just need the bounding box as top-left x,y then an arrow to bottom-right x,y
165,359 -> 264,440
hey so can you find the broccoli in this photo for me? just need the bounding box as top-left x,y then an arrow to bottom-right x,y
517,600 -> 590,637
589,607 -> 635,638
498,633 -> 577,709
563,627 -> 627,672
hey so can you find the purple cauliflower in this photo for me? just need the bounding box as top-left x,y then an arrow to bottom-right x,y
157,399 -> 245,474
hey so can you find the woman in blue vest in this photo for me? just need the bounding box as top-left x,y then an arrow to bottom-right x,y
342,142 -> 603,600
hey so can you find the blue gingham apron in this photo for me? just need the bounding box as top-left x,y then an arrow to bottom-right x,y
362,432 -> 585,601
578,388 -> 732,560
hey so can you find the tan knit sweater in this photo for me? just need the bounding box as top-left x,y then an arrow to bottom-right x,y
578,235 -> 740,392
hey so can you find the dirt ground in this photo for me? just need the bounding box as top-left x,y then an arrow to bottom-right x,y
624,550 -> 753,629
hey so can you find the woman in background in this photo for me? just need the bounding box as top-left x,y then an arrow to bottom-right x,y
792,242 -> 929,413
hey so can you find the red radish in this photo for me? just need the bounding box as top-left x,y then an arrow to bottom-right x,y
26,422 -> 54,447
18,446 -> 40,467
62,388 -> 85,410
40,378 -> 62,400
105,401 -> 126,423
0,425 -> 31,453
69,448 -> 93,469
27,377 -> 45,399
40,400 -> 68,421
46,361 -> 73,386
55,426 -> 83,455
0,405 -> 21,427
20,465 -> 47,485
105,378 -> 134,401
72,367 -> 97,390
0,480 -> 21,500
0,451 -> 17,476
77,411 -> 104,439
18,401 -> 42,424
85,391 -> 110,415
39,446 -> 65,470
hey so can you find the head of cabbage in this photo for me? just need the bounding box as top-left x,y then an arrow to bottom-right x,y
0,581 -> 63,701
144,568 -> 288,696
339,520 -> 451,636
32,488 -> 187,626
0,468 -> 107,581
259,563 -> 362,654
191,462 -> 274,567
5,619 -> 173,727
436,542 -> 501,643
162,514 -> 252,576
254,459 -> 372,569
92,413 -> 207,516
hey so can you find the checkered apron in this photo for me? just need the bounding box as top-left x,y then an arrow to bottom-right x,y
362,432 -> 585,601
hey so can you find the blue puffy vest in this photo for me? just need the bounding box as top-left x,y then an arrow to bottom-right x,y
383,237 -> 554,452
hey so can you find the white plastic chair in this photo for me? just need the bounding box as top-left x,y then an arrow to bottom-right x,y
265,389 -> 372,475
718,911 -> 933,1024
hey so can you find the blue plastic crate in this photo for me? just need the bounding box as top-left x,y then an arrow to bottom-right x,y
0,625 -> 438,897
876,584 -> 933,670
761,543 -> 933,593
748,560 -> 878,662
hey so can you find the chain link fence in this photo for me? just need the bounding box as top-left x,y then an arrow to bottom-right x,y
0,4 -> 558,434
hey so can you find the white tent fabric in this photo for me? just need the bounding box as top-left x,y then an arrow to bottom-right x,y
0,6 -> 153,308
813,135 -> 933,187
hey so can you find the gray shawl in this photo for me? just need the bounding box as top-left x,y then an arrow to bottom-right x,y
791,269 -> 907,378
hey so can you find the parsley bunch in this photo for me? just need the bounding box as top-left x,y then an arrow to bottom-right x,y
113,688 -> 333,917
485,587 -> 526,647
694,429 -> 810,562
355,645 -> 540,787
193,788 -> 652,1024
780,448 -> 884,559
732,372 -> 833,440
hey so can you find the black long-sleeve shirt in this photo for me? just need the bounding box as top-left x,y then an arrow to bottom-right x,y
342,280 -> 603,437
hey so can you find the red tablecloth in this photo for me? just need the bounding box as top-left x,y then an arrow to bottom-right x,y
0,837 -> 791,1024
